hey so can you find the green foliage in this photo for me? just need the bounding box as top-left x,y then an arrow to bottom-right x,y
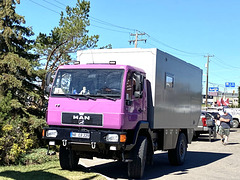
0,1 -> 45,165
100,44 -> 112,49
0,92 -> 47,165
34,0 -> 99,75
20,148 -> 58,165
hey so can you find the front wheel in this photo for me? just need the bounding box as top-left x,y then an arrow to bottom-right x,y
128,136 -> 148,179
168,133 -> 187,166
59,145 -> 79,170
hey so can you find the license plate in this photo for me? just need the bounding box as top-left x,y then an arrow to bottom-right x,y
70,132 -> 90,139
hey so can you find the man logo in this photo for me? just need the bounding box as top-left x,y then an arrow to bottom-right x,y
72,113 -> 91,121
78,119 -> 84,125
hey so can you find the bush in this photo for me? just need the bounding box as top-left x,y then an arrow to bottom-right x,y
0,92 -> 47,165
20,148 -> 58,165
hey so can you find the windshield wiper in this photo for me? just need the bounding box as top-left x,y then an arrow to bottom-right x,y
78,94 -> 97,101
65,94 -> 78,100
64,94 -> 96,101
95,94 -> 118,101
64,94 -> 117,101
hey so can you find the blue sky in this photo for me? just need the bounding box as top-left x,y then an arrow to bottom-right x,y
16,0 -> 240,94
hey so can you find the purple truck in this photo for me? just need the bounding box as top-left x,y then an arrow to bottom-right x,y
42,48 -> 202,179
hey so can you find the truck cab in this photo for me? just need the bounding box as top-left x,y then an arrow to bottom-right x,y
43,63 -> 151,176
46,63 -> 147,129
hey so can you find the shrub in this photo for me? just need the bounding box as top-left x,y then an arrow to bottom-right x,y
20,148 -> 58,165
0,92 -> 47,165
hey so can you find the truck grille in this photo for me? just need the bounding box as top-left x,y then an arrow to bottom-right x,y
62,112 -> 103,127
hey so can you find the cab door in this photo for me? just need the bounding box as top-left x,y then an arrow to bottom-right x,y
125,71 -> 145,122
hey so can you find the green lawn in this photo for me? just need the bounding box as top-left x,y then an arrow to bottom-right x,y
0,160 -> 106,180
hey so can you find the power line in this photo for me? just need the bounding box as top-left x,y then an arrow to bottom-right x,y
53,0 -> 66,7
91,24 -> 130,34
27,0 -> 212,58
28,0 -> 61,15
147,34 -> 205,56
89,16 -> 136,32
214,56 -> 240,69
42,0 -> 64,10
211,60 -> 238,71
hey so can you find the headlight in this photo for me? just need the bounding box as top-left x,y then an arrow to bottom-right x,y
106,134 -> 119,142
46,130 -> 58,138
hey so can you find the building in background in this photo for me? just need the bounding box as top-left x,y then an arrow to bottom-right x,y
202,91 -> 239,107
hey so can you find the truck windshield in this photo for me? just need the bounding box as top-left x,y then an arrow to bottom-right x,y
51,69 -> 124,99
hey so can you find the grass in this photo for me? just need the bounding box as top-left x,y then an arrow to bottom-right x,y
0,160 -> 106,180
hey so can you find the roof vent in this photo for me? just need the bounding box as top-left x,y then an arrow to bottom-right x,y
109,61 -> 116,65
74,61 -> 80,65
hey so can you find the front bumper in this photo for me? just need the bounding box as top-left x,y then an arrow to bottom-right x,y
42,126 -> 127,150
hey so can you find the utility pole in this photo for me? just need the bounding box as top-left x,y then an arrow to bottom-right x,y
204,54 -> 214,107
129,31 -> 147,48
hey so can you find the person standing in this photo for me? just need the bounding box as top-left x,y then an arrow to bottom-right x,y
219,110 -> 232,145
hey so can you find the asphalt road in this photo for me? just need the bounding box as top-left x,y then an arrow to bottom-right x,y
80,128 -> 240,180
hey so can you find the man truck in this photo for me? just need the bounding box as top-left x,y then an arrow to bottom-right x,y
43,48 -> 202,179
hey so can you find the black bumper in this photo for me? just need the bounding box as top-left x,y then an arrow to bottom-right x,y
42,126 -> 126,148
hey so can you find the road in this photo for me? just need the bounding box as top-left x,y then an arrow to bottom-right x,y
80,128 -> 240,180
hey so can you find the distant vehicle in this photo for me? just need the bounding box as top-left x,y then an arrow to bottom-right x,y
224,108 -> 240,128
205,107 -> 240,128
207,111 -> 220,120
193,111 -> 216,141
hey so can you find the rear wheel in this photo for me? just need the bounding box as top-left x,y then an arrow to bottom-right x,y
59,145 -> 79,170
168,133 -> 187,165
128,136 -> 148,179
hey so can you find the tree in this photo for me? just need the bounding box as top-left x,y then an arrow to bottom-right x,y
0,0 -> 45,165
34,0 -> 99,90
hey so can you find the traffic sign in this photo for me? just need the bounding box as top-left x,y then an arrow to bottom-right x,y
225,82 -> 235,87
209,87 -> 219,92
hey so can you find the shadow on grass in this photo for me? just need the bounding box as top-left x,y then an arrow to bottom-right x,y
0,170 -> 68,180
0,165 -> 101,180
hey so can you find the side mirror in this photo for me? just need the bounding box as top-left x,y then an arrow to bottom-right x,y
45,86 -> 51,93
45,72 -> 52,87
134,73 -> 144,98
45,72 -> 52,93
134,74 -> 141,91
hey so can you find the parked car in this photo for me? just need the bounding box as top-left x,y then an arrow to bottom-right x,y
224,108 -> 240,128
207,111 -> 221,120
193,111 -> 216,141
206,107 -> 239,128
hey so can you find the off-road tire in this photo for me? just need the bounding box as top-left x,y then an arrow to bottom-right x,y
128,136 -> 148,179
59,145 -> 79,170
168,133 -> 187,166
